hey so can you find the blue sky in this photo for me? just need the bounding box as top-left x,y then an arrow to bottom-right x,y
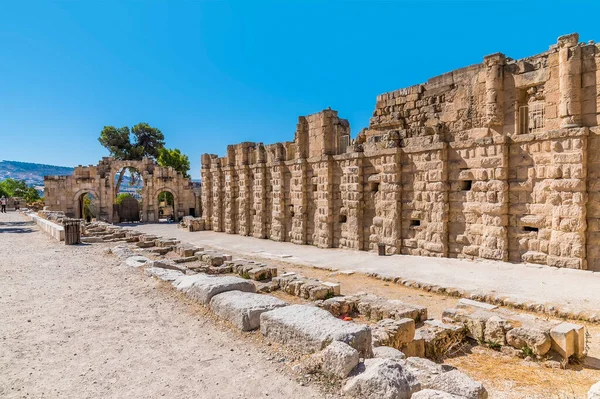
1,0 -> 598,179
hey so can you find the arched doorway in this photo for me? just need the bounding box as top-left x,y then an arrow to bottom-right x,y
75,191 -> 98,222
113,167 -> 144,223
156,189 -> 176,223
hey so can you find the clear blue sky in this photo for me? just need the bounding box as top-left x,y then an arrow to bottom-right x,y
1,0 -> 598,179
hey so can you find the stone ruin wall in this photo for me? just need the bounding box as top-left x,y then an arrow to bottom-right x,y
201,33 -> 600,272
44,157 -> 200,223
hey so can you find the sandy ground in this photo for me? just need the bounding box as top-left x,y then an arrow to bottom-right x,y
0,213 -> 330,399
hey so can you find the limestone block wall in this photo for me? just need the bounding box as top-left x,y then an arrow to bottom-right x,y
201,33 -> 600,272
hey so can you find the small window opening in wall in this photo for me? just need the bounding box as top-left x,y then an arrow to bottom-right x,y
410,219 -> 421,227
461,180 -> 472,191
289,205 -> 295,218
312,183 -> 318,192
339,215 -> 347,223
370,182 -> 379,193
523,226 -> 539,233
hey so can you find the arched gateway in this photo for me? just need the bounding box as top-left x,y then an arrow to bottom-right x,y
44,157 -> 200,223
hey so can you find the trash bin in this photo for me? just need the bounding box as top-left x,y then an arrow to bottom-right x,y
378,243 -> 386,256
64,218 -> 82,245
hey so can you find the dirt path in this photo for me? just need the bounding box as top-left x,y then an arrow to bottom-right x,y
0,213 -> 327,399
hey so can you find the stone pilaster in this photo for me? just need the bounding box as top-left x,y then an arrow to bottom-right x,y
483,53 -> 505,129
201,154 -> 213,230
558,33 -> 582,128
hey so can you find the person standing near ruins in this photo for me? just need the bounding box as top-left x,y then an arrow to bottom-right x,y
0,196 -> 7,213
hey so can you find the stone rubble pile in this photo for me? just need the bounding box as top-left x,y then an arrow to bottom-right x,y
442,298 -> 586,359
178,216 -> 205,232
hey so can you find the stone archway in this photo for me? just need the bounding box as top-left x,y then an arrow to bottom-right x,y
73,189 -> 100,220
44,157 -> 198,223
155,188 -> 177,222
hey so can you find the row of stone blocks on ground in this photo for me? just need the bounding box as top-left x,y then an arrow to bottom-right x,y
442,298 -> 586,360
132,254 -> 489,399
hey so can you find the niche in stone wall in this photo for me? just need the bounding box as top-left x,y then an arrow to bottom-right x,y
517,85 -> 545,134
410,219 -> 421,227
369,182 -> 380,193
460,180 -> 473,191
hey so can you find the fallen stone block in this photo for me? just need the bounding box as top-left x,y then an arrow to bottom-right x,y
342,358 -> 420,399
186,275 -> 256,305
260,305 -> 372,357
155,239 -> 179,247
147,247 -> 173,255
456,298 -> 498,311
419,321 -> 466,359
372,346 -> 406,360
318,296 -> 359,317
111,245 -> 135,259
357,294 -> 427,323
136,240 -> 155,248
144,267 -> 184,282
400,338 -> 425,358
172,274 -> 208,291
402,357 -> 453,389
550,322 -> 586,359
429,369 -> 488,399
589,381 -> 600,399
372,318 -> 415,349
506,327 -> 551,356
411,389 -> 464,398
173,256 -> 198,264
247,266 -> 277,281
125,255 -> 150,268
320,341 -> 359,378
81,236 -> 104,243
484,315 -> 511,346
146,260 -> 186,273
322,281 -> 341,296
442,308 -> 493,343
209,290 -> 287,331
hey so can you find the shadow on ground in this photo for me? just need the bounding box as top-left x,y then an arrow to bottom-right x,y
0,220 -> 35,234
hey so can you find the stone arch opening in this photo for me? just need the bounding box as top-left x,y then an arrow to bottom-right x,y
156,188 -> 177,223
74,189 -> 99,222
113,166 -> 145,223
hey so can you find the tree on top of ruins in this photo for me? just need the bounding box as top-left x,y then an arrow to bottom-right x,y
98,123 -> 190,196
99,123 -> 165,195
157,147 -> 191,178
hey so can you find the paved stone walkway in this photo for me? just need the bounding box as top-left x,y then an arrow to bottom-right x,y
128,223 -> 600,320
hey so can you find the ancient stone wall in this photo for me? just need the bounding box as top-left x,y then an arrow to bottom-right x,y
44,157 -> 198,223
201,33 -> 600,271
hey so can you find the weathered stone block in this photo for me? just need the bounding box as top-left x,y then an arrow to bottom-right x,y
186,275 -> 256,305
550,322 -> 586,359
209,290 -> 287,331
342,358 -> 420,399
259,304 -> 372,357
506,327 -> 551,356
320,341 -> 359,378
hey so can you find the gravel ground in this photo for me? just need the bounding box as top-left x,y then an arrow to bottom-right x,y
0,212 -> 327,399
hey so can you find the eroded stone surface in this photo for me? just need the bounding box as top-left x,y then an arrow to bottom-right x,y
320,341 -> 359,378
342,358 -> 420,399
259,305 -> 372,357
209,290 -> 287,331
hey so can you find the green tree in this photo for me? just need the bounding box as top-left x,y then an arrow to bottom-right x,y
157,147 -> 191,178
158,191 -> 174,206
98,122 -> 165,194
0,179 -> 40,203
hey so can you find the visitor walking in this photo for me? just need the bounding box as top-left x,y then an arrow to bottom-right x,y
0,196 -> 7,213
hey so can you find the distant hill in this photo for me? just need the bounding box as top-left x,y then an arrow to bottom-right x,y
0,160 -> 74,186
